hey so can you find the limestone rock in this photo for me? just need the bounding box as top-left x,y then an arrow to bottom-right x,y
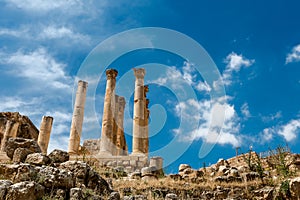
124,195 -> 146,200
109,191 -> 121,200
6,181 -> 44,200
48,149 -> 69,163
53,189 -> 67,200
59,161 -> 110,194
290,177 -> 300,199
0,163 -> 37,183
130,171 -> 141,179
14,164 -> 37,183
141,166 -> 156,177
165,193 -> 178,200
178,164 -> 191,172
36,166 -> 74,189
25,153 -> 50,166
253,186 -> 274,200
0,180 -> 13,199
4,137 -> 41,160
70,188 -> 84,200
12,148 -> 32,163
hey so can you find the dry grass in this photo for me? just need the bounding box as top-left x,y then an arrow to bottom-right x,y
111,176 -> 266,199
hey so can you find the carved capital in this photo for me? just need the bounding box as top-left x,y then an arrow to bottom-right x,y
106,69 -> 118,79
78,80 -> 88,88
133,68 -> 145,79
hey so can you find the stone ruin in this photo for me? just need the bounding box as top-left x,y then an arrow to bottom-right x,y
0,68 -> 163,174
67,68 -> 162,173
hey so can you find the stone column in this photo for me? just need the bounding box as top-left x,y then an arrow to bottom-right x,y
68,80 -> 88,155
100,69 -> 118,155
132,68 -> 145,155
1,120 -> 19,151
116,96 -> 126,155
112,95 -> 119,155
38,116 -> 53,155
143,96 -> 149,155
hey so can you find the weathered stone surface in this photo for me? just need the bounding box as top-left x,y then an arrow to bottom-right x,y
164,193 -> 178,200
48,149 -> 69,163
124,195 -> 146,200
253,186 -> 274,200
36,166 -> 74,189
0,180 -> 13,199
290,177 -> 300,199
100,69 -> 118,155
37,116 -> 53,155
53,189 -> 66,200
59,161 -> 110,193
130,171 -> 141,179
109,191 -> 120,200
0,163 -> 36,183
6,181 -> 44,200
12,147 -> 32,163
70,187 -> 84,200
178,164 -> 191,172
0,112 -> 39,141
4,137 -> 41,160
68,80 -> 88,155
25,153 -> 50,166
141,166 -> 156,177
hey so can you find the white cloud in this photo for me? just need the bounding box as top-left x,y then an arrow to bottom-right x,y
278,119 -> 300,141
286,44 -> 300,64
152,62 -> 212,94
261,111 -> 282,122
241,103 -> 251,119
195,81 -> 211,92
0,25 -> 91,46
5,0 -> 86,12
1,48 -> 72,90
214,52 -> 254,89
262,128 -> 274,142
39,26 -> 91,43
224,52 -> 254,72
260,117 -> 300,142
173,98 -> 241,147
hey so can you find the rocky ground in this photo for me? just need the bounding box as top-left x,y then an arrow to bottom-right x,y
1,137 -> 300,199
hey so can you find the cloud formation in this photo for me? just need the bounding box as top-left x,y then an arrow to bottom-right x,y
286,44 -> 300,64
173,98 -> 240,147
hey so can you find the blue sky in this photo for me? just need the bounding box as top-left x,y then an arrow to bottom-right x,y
0,0 -> 300,173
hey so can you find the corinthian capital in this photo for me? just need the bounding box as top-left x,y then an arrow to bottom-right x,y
133,68 -> 145,79
106,69 -> 118,79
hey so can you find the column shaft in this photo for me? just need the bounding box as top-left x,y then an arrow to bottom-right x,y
116,97 -> 126,155
100,69 -> 118,155
1,120 -> 19,151
38,116 -> 53,155
132,68 -> 145,154
68,80 -> 88,154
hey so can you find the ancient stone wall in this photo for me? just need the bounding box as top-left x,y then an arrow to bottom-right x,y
0,112 -> 39,150
70,155 -> 149,173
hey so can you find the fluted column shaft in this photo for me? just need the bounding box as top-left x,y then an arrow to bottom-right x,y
68,80 -> 88,155
38,116 -> 53,155
100,69 -> 118,155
